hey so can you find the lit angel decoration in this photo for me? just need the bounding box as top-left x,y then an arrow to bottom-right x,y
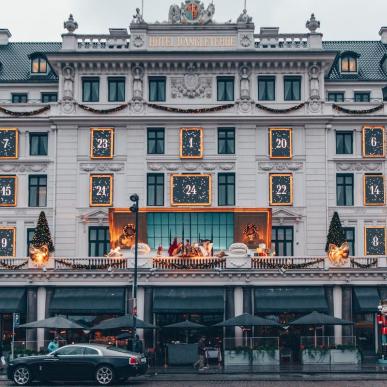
29,244 -> 49,266
328,242 -> 350,266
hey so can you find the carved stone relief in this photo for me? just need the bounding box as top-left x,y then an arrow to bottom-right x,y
80,163 -> 125,172
0,163 -> 47,173
258,162 -> 303,171
170,69 -> 212,99
336,162 -> 382,172
147,162 -> 235,172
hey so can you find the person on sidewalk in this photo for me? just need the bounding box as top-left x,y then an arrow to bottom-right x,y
194,336 -> 207,370
47,338 -> 58,353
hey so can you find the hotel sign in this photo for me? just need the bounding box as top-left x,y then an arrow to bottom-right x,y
148,35 -> 237,49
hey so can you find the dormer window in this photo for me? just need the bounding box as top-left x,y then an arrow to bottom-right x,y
340,54 -> 358,73
31,57 -> 47,74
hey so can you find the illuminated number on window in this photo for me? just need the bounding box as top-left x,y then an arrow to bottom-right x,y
0,186 -> 11,196
184,185 -> 197,195
372,236 -> 379,247
276,185 -> 287,195
97,138 -> 108,149
370,185 -> 380,195
96,186 -> 107,196
3,138 -> 9,149
1,238 -> 7,248
189,137 -> 194,148
275,138 -> 287,149
371,137 -> 377,147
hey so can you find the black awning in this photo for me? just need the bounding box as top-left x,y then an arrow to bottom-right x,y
353,287 -> 380,313
254,287 -> 329,313
49,288 -> 125,314
0,288 -> 26,313
153,287 -> 224,313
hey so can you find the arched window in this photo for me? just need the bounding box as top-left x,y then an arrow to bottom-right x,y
31,57 -> 47,74
340,55 -> 357,73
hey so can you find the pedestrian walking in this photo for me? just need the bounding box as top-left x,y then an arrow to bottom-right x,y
47,338 -> 58,353
193,336 -> 206,370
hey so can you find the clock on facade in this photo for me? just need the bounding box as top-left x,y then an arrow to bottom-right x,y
180,128 -> 203,159
269,128 -> 292,159
364,175 -> 385,206
362,126 -> 385,158
90,128 -> 114,159
0,227 -> 16,257
269,174 -> 293,206
171,174 -> 211,206
0,176 -> 17,207
365,226 -> 386,255
0,128 -> 18,159
90,175 -> 113,207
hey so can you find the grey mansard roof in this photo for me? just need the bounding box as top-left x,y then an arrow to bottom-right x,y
0,42 -> 61,83
323,41 -> 387,81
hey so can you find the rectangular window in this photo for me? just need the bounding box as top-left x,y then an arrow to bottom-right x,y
336,131 -> 353,155
328,92 -> 344,102
26,228 -> 35,256
218,173 -> 235,206
354,92 -> 370,102
343,227 -> 355,256
12,94 -> 27,103
31,58 -> 47,74
41,93 -> 58,103
88,226 -> 110,257
108,77 -> 125,102
147,128 -> 165,154
28,175 -> 47,207
217,77 -> 234,101
271,226 -> 294,256
336,173 -> 354,206
218,127 -> 235,154
284,76 -> 301,101
146,212 -> 234,250
147,173 -> 164,206
258,76 -> 276,101
30,133 -> 48,156
82,78 -> 100,102
149,77 -> 166,102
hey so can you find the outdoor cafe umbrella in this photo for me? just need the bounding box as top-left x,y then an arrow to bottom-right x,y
91,314 -> 157,331
164,320 -> 206,344
19,316 -> 85,330
288,311 -> 353,348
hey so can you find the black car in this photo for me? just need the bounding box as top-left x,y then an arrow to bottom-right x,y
7,344 -> 147,386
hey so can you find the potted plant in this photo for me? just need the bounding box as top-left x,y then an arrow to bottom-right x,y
224,346 -> 252,366
301,345 -> 330,364
330,345 -> 361,364
252,345 -> 280,365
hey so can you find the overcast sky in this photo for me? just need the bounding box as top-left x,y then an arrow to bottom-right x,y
1,0 -> 386,42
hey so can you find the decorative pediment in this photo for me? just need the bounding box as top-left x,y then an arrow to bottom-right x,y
272,208 -> 303,224
258,162 -> 303,171
147,161 -> 235,172
79,209 -> 108,224
80,163 -> 125,172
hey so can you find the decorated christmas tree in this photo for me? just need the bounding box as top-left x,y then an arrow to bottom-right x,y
31,211 -> 55,253
325,211 -> 345,252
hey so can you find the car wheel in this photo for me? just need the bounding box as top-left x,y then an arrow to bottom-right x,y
12,366 -> 31,386
95,365 -> 115,385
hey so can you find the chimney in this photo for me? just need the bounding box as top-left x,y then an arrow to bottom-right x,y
379,27 -> 387,44
0,29 -> 11,45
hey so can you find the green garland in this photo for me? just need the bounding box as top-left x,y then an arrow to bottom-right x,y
56,258 -> 127,270
153,257 -> 226,270
333,103 -> 384,115
0,105 -> 50,117
77,102 -> 129,114
0,259 -> 28,270
256,102 -> 305,113
252,257 -> 324,270
350,258 -> 378,268
148,103 -> 234,114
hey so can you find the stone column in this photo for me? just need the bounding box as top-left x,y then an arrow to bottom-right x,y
234,287 -> 243,346
342,286 -> 353,338
37,287 -> 47,352
325,286 -> 334,338
333,286 -> 343,345
243,287 -> 252,314
225,287 -> 235,344
143,288 -> 153,349
136,287 -> 145,341
26,288 -> 37,350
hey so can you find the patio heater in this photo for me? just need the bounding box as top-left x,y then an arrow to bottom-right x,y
129,194 -> 139,352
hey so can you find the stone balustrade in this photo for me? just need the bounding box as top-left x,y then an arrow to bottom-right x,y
254,33 -> 309,49
76,34 -> 130,50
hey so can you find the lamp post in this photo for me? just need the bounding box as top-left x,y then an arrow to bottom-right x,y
129,194 -> 139,352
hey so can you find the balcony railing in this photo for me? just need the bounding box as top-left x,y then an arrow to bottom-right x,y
251,256 -> 325,270
254,33 -> 309,49
76,34 -> 130,50
152,256 -> 226,270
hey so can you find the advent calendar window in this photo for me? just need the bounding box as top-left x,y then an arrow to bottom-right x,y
0,227 -> 16,257
180,128 -> 203,159
90,128 -> 114,159
90,175 -> 113,207
362,126 -> 385,158
171,174 -> 211,206
269,128 -> 292,159
365,226 -> 386,255
269,174 -> 293,206
0,128 -> 18,159
364,175 -> 385,206
0,176 -> 17,207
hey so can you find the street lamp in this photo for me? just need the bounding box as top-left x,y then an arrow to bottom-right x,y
129,194 -> 139,352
